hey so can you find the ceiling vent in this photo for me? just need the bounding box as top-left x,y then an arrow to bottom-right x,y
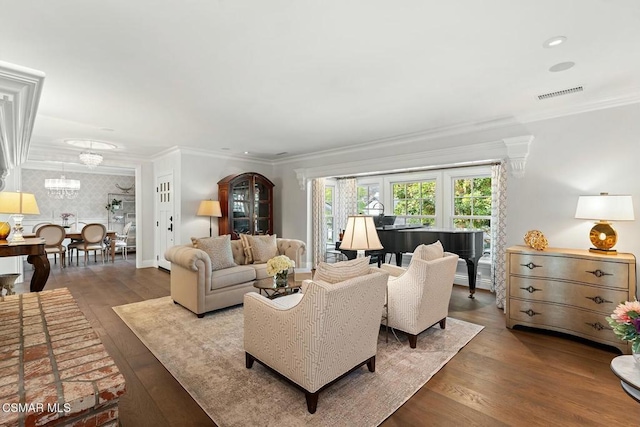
537,86 -> 583,100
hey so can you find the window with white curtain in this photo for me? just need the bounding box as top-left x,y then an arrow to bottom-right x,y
325,185 -> 335,243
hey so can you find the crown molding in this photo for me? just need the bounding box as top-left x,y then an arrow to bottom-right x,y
516,90 -> 640,125
294,135 -> 533,189
0,61 -> 46,190
152,145 -> 273,166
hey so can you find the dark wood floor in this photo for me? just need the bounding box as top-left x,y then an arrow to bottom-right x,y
16,260 -> 640,426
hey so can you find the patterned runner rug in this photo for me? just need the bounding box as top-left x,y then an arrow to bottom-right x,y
113,296 -> 483,427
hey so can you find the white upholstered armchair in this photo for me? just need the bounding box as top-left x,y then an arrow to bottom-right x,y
244,269 -> 389,413
381,250 -> 459,348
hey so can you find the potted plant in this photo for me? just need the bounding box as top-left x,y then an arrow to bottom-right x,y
105,199 -> 122,214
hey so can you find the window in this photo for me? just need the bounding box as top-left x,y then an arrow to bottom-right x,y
451,176 -> 492,252
325,186 -> 335,243
392,180 -> 436,226
357,183 -> 380,215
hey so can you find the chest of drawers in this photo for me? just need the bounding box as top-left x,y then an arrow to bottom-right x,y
506,246 -> 636,353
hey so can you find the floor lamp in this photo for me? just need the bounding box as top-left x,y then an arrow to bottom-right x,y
197,200 -> 222,237
339,215 -> 383,258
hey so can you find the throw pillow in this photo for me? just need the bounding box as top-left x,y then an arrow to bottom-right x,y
314,256 -> 371,284
239,234 -> 254,264
191,235 -> 237,271
250,234 -> 278,263
413,240 -> 444,261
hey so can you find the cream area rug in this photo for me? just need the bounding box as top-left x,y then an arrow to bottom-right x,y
113,297 -> 483,427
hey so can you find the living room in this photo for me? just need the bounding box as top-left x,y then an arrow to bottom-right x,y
1,1 -> 640,425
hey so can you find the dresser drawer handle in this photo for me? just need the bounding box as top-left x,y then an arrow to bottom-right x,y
585,296 -> 613,305
586,269 -> 612,278
521,262 -> 542,270
585,321 -> 611,331
520,286 -> 541,293
520,309 -> 541,317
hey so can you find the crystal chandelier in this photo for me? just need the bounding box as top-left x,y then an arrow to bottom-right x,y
79,152 -> 103,168
44,175 -> 81,199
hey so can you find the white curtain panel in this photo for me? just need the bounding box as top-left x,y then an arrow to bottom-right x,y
312,178 -> 327,266
335,177 -> 358,233
491,161 -> 508,310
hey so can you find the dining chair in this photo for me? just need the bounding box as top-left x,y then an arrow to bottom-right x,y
114,222 -> 132,260
36,224 -> 67,268
68,223 -> 107,266
32,222 -> 51,233
67,222 -> 88,264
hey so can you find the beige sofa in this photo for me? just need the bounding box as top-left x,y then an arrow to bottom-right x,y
165,237 -> 306,317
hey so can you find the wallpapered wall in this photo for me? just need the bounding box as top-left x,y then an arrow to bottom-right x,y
21,169 -> 135,225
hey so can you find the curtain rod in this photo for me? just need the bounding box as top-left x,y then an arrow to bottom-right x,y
335,159 -> 503,180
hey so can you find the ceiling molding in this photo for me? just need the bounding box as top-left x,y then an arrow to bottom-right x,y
0,61 -> 45,190
516,90 -> 640,125
21,160 -> 135,176
294,138 -> 516,190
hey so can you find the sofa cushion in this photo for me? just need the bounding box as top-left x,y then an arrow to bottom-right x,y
210,265 -> 256,291
191,235 -> 237,271
270,292 -> 304,309
313,256 -> 371,284
240,234 -> 279,264
251,263 -> 270,280
413,240 -> 444,261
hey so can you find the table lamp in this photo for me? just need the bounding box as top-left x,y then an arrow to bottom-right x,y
575,193 -> 634,254
339,215 -> 383,258
197,200 -> 222,237
0,191 -> 41,242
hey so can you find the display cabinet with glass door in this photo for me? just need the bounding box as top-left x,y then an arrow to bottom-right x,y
218,172 -> 274,239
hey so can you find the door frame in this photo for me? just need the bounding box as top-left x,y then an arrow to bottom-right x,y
155,170 -> 176,270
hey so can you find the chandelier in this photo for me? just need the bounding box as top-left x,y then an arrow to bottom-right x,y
44,175 -> 81,199
79,152 -> 103,169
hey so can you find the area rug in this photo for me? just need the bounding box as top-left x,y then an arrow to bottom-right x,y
113,297 -> 483,427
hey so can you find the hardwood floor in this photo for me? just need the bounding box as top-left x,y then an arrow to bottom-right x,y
16,261 -> 639,426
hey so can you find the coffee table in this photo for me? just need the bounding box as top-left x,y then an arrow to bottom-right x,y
254,273 -> 303,299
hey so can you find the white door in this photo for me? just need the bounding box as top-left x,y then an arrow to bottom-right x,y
156,172 -> 174,270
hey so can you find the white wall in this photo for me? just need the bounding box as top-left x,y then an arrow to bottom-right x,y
166,150 -> 275,246
274,103 -> 640,284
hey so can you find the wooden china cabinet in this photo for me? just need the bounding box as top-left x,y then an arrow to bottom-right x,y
218,172 -> 274,239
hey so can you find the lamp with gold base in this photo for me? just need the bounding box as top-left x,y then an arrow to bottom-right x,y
575,193 -> 634,255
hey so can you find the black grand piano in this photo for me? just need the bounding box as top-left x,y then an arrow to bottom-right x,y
376,224 -> 485,298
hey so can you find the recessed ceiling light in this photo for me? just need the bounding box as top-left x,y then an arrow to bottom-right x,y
221,147 -> 230,151
543,36 -> 567,48
244,151 -> 249,154
549,61 -> 575,72
65,139 -> 117,150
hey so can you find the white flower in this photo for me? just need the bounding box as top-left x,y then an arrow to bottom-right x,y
266,255 -> 295,276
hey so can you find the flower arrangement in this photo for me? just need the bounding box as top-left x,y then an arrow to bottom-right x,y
266,255 -> 295,277
606,300 -> 640,353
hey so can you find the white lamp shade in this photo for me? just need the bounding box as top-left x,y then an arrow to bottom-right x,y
575,194 -> 634,221
340,215 -> 383,251
197,200 -> 222,217
0,192 -> 40,215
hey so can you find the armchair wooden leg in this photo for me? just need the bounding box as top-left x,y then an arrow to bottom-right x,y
408,334 -> 417,349
366,355 -> 376,372
305,391 -> 319,414
245,352 -> 255,369
439,318 -> 446,329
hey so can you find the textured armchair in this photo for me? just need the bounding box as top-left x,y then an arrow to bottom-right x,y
244,269 -> 389,413
381,252 -> 459,348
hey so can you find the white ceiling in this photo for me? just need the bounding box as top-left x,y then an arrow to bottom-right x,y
2,0 -> 640,164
